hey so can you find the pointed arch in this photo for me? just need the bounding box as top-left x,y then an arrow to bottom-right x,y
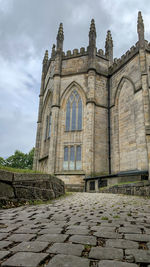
114,76 -> 136,106
117,77 -> 137,171
60,81 -> 86,106
61,81 -> 85,131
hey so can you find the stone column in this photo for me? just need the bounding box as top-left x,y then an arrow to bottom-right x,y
85,70 -> 96,175
48,75 -> 61,173
84,19 -> 97,176
33,51 -> 48,170
47,23 -> 64,174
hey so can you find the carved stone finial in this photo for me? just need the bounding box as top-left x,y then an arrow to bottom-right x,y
43,50 -> 49,65
105,30 -> 113,63
137,11 -> 145,48
105,30 -> 113,47
57,23 -> 64,51
89,19 -> 96,48
51,44 -> 56,58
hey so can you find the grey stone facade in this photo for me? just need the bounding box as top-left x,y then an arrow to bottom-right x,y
33,12 -> 150,189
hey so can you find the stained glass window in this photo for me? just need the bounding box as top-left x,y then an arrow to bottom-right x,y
65,90 -> 82,131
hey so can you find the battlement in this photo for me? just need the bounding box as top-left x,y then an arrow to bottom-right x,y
109,42 -> 139,74
62,47 -> 88,59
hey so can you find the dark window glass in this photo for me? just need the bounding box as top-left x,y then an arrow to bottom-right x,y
71,100 -> 76,130
76,146 -> 81,161
70,146 -> 75,161
66,101 -> 70,131
78,99 -> 82,130
64,147 -> 68,161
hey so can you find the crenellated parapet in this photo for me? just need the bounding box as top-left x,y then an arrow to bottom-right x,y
97,49 -> 107,59
109,42 -> 139,74
62,47 -> 88,59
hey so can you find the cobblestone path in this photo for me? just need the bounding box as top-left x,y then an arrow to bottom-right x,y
0,193 -> 150,266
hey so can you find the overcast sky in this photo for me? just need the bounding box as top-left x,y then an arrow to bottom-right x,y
0,0 -> 150,158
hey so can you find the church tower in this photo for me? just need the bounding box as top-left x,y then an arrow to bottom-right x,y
33,12 -> 150,190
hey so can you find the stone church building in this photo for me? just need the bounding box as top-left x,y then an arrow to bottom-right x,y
33,12 -> 150,190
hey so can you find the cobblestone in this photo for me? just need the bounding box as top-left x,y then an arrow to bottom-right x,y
1,192 -> 150,266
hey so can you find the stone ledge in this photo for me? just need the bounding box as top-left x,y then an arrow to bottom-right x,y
0,170 -> 65,204
100,181 -> 150,197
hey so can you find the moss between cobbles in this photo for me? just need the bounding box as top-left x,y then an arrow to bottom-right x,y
0,192 -> 73,209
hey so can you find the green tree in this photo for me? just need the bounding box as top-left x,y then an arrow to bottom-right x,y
4,148 -> 35,170
0,157 -> 5,166
26,147 -> 35,169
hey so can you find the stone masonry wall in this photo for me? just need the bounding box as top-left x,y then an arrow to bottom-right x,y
110,54 -> 148,173
0,170 -> 65,203
100,181 -> 150,197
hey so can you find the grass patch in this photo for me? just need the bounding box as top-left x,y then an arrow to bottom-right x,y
101,216 -> 108,220
0,165 -> 45,174
84,244 -> 92,251
113,215 -> 120,219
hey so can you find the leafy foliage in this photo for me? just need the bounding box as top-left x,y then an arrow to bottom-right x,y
0,157 -> 5,166
0,148 -> 35,170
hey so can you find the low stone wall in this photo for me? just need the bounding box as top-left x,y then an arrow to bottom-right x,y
100,181 -> 150,196
0,170 -> 65,204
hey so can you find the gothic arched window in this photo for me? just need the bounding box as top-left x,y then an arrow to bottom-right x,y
65,90 -> 82,131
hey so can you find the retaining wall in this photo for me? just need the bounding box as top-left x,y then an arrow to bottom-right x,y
100,181 -> 150,196
0,170 -> 65,204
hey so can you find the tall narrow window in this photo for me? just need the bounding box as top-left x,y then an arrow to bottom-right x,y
78,99 -> 82,130
48,113 -> 52,138
66,101 -> 70,131
63,147 -> 68,170
76,145 -> 81,170
71,100 -> 76,130
45,115 -> 48,140
70,146 -> 75,170
65,90 -> 82,131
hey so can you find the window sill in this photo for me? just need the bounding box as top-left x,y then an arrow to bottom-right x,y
55,170 -> 85,175
65,129 -> 82,133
